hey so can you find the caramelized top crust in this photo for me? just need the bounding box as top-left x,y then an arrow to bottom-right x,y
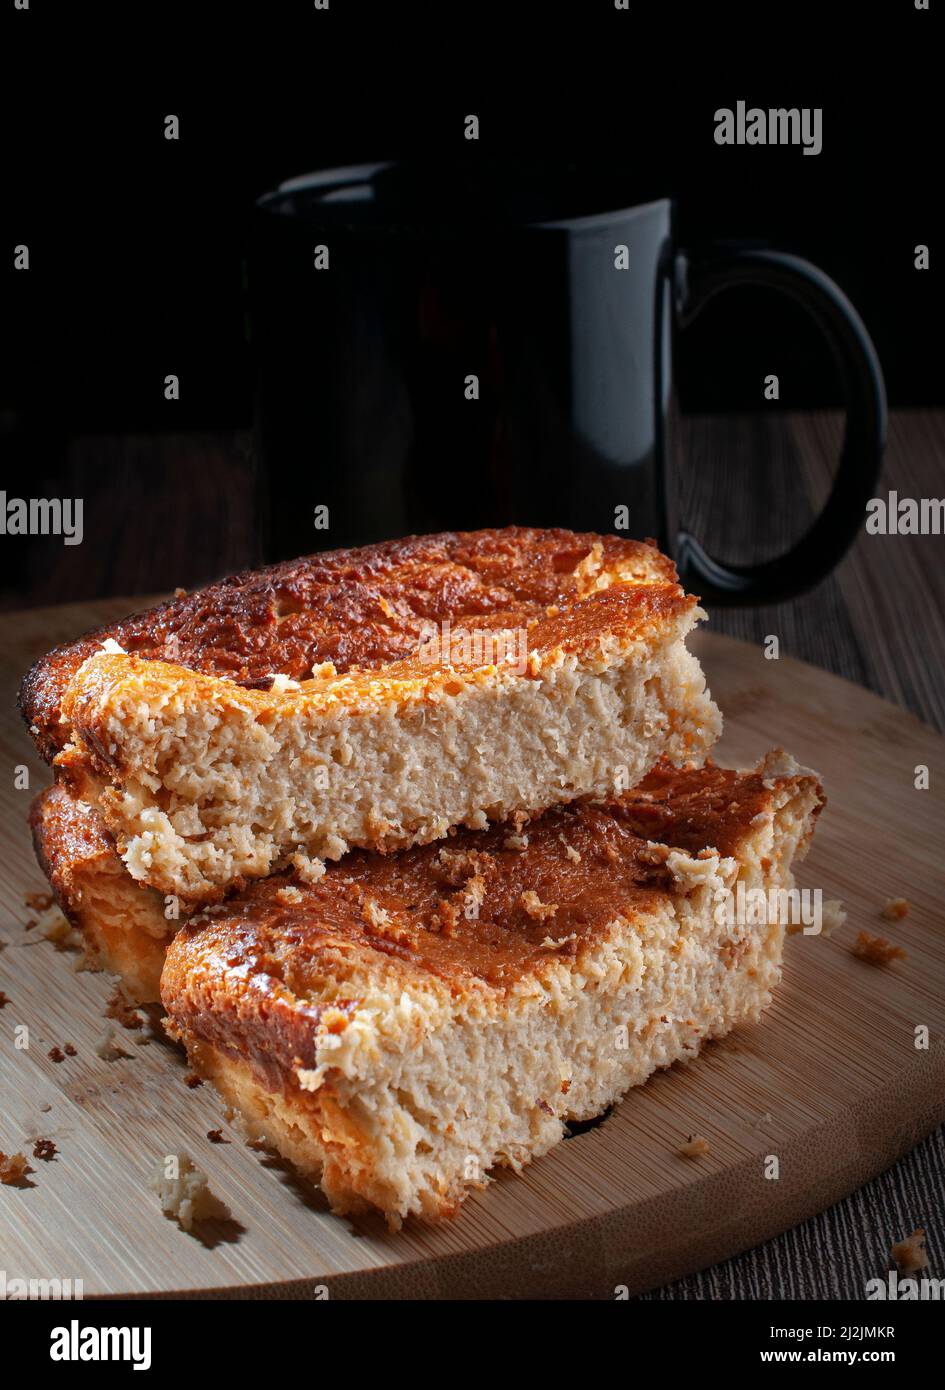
20,527 -> 678,762
600,762 -> 794,859
161,759 -> 822,1072
29,783 -> 116,897
58,582 -> 693,788
27,783 -> 140,922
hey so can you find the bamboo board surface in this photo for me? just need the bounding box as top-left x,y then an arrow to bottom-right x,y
1,598 -> 942,1299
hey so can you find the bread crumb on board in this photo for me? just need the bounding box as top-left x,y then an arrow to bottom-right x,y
788,895 -> 846,939
820,899 -> 846,938
105,987 -> 144,1031
852,932 -> 907,966
32,1139 -> 57,1161
36,902 -> 82,950
678,1134 -> 710,1158
890,1228 -> 928,1275
149,1152 -> 230,1231
0,1151 -> 32,1185
95,1025 -> 135,1061
881,897 -> 910,922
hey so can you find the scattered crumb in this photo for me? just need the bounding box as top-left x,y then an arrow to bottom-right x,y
35,903 -> 80,948
540,932 -> 578,950
0,1151 -> 31,1185
559,834 -> 581,864
173,587 -> 187,598
207,1130 -> 228,1144
520,889 -> 558,921
463,873 -> 487,920
268,672 -> 301,693
819,898 -> 846,938
503,834 -> 529,852
679,1135 -> 710,1158
105,986 -> 143,1030
39,1103 -> 51,1114
881,898 -> 910,922
149,1152 -> 230,1231
95,1025 -> 135,1061
309,661 -> 338,680
32,1139 -> 57,1162
47,1047 -> 65,1064
63,1043 -> 76,1057
852,931 -> 907,966
25,892 -> 53,913
0,992 -> 9,1009
184,1074 -> 203,1090
363,898 -> 390,930
290,851 -> 326,885
890,1228 -> 928,1275
276,885 -> 304,906
433,897 -> 461,936
436,847 -> 491,885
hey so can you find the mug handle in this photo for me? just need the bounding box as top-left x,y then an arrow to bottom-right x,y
673,247 -> 886,605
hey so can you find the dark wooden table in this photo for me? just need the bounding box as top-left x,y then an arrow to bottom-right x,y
654,409 -> 945,1298
7,408 -> 944,1298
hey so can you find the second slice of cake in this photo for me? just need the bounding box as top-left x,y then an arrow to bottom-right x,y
160,752 -> 823,1225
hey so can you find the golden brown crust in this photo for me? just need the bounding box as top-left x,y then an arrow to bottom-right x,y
21,527 -> 679,762
29,782 -> 116,903
30,783 -> 170,1002
162,806 -> 671,1070
59,579 -> 694,792
595,760 -> 819,859
161,759 -> 823,1080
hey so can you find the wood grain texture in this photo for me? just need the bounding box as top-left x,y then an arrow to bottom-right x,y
0,599 -> 942,1298
679,409 -> 945,734
658,406 -> 945,1298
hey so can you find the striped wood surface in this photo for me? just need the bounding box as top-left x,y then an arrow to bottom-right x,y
0,598 -> 942,1298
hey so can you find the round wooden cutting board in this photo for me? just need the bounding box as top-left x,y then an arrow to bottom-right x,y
1,601 -> 943,1299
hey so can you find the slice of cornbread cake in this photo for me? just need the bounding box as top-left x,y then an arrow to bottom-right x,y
23,528 -> 721,905
160,751 -> 823,1226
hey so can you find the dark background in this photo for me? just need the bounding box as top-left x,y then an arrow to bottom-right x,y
1,1 -> 941,603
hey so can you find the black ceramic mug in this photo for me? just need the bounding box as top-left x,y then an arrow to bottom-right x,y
249,159 -> 885,603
